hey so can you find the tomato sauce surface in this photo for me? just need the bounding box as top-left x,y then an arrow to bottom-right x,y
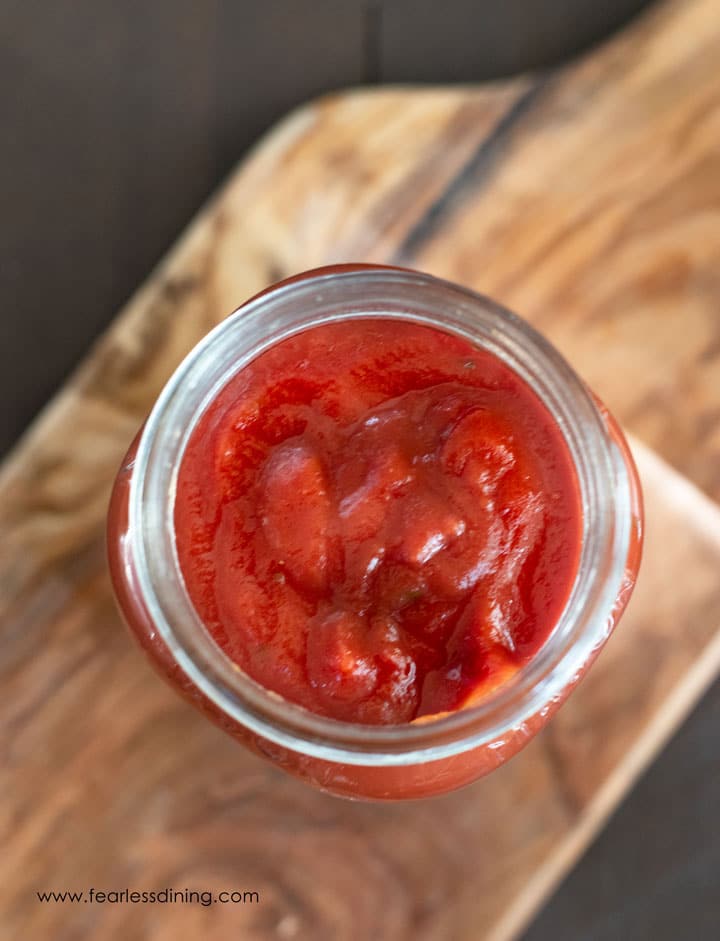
175,319 -> 582,724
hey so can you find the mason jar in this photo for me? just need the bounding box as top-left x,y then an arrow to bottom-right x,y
107,265 -> 643,800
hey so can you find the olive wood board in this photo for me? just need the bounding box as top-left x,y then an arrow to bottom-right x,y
2,0 -> 720,938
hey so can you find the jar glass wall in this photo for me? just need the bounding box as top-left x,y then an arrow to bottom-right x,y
107,266 -> 642,800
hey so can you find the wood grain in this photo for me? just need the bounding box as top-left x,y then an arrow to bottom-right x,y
2,0 -> 720,938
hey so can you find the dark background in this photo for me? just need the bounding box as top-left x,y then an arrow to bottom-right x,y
3,2 -> 719,938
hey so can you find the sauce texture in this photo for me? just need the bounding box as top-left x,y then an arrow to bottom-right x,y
175,319 -> 582,724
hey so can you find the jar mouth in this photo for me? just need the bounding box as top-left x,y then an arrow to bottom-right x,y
130,267 -> 633,766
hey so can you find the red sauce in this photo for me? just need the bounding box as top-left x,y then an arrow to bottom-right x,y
175,319 -> 582,725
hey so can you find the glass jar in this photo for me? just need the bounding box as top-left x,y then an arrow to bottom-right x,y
107,265 -> 642,800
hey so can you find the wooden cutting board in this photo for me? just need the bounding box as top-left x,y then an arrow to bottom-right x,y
3,0 -> 720,938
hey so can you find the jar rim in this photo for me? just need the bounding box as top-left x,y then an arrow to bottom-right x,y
129,266 -> 634,766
